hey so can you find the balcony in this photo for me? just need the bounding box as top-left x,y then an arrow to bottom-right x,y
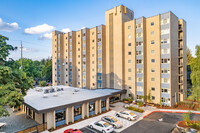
179,25 -> 183,32
178,43 -> 183,49
178,36 -> 183,41
178,53 -> 183,58
179,62 -> 183,67
179,71 -> 183,75
179,80 -> 183,84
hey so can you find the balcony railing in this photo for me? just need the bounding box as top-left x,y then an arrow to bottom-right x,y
178,36 -> 183,41
178,43 -> 183,49
179,25 -> 183,32
179,80 -> 183,84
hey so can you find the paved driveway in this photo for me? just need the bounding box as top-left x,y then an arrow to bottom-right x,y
121,112 -> 200,133
0,107 -> 38,133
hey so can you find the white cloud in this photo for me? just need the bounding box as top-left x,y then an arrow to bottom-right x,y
61,28 -> 71,33
38,33 -> 52,40
81,27 -> 86,29
24,24 -> 55,34
0,18 -> 19,32
19,47 -> 38,52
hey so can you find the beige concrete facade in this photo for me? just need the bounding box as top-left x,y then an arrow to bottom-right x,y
52,5 -> 187,106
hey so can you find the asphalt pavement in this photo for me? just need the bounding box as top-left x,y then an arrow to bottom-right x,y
121,112 -> 200,133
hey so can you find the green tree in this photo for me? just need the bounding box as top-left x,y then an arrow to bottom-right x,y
42,58 -> 52,82
0,66 -> 34,117
15,58 -> 43,79
39,80 -> 47,87
187,48 -> 193,65
0,35 -> 17,65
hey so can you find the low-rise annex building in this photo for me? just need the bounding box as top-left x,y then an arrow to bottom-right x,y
22,86 -> 124,129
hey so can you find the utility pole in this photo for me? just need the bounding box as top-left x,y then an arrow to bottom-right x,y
20,41 -> 23,71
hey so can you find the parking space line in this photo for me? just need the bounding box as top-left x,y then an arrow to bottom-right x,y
85,126 -> 98,133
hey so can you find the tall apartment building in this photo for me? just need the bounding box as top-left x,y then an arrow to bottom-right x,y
52,5 -> 187,106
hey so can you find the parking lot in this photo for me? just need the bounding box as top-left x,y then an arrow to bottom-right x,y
122,112 -> 200,133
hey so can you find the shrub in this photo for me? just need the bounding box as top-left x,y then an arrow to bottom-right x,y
84,115 -> 87,119
182,112 -> 191,126
39,80 -> 47,87
137,101 -> 143,107
123,97 -> 133,103
127,106 -> 144,113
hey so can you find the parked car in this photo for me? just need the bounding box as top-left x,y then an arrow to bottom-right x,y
89,120 -> 114,133
116,110 -> 137,121
101,116 -> 123,129
64,128 -> 82,133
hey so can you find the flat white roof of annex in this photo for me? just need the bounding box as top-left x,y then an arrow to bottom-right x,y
24,86 -> 123,113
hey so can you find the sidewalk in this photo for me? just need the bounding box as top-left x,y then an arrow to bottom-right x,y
41,103 -> 200,133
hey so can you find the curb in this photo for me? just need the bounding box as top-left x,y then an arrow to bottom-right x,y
143,110 -> 200,119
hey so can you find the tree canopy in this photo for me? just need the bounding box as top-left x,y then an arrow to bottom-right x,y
0,35 -> 17,65
187,47 -> 193,65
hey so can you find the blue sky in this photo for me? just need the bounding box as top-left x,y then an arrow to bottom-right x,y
0,0 -> 199,60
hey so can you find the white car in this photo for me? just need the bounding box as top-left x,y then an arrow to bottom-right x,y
89,120 -> 114,133
101,116 -> 123,129
116,110 -> 137,121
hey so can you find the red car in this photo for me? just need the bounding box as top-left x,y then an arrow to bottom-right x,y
64,128 -> 82,133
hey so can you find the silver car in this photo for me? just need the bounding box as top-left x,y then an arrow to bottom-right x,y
101,116 -> 123,129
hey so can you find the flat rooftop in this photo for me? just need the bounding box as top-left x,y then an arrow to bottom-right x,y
24,86 -> 124,113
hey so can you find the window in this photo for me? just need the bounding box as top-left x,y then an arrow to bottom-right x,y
92,32 -> 94,35
136,68 -> 143,73
161,29 -> 169,35
161,49 -> 170,54
78,55 -> 80,58
128,25 -> 131,29
151,50 -> 155,54
128,43 -> 131,46
101,100 -> 106,108
151,69 -> 155,72
161,18 -> 169,25
152,96 -> 155,100
74,106 -> 82,116
136,59 -> 143,64
92,40 -> 95,43
136,41 -> 143,46
129,86 -> 132,89
161,39 -> 169,44
128,68 -> 131,72
66,69 -> 68,71
128,77 -> 132,80
78,35 -> 80,37
92,54 -> 95,57
161,97 -> 170,103
92,61 -> 95,64
151,77 -> 155,81
161,58 -> 170,63
161,68 -> 170,74
151,22 -> 154,26
151,40 -> 155,44
128,60 -> 131,63
136,32 -> 143,38
128,52 -> 131,55
78,42 -> 80,44
78,62 -> 80,64
136,51 -> 143,55
137,77 -> 143,82
161,88 -> 169,93
78,48 -> 80,51
137,86 -> 143,91
55,110 -> 65,123
136,23 -> 142,28
89,103 -> 95,112
161,78 -> 170,83
151,59 -> 155,63
151,87 -> 155,91
128,34 -> 131,38
78,69 -> 80,71
151,31 -> 154,35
